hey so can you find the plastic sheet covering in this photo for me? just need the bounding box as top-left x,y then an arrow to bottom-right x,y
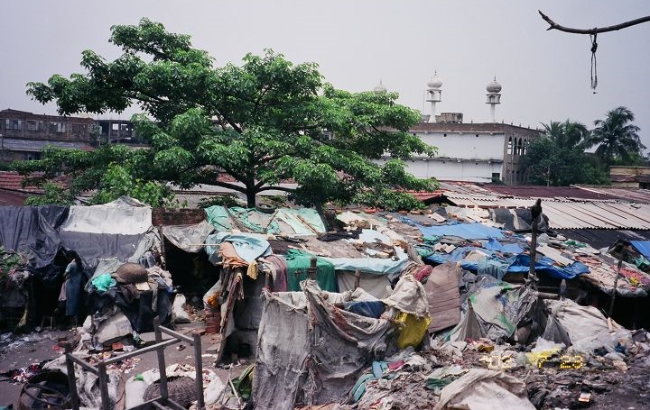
434,369 -> 536,410
60,197 -> 151,235
545,299 -> 632,354
253,291 -> 310,410
425,263 -> 462,332
205,232 -> 271,263
204,206 -> 326,235
418,222 -> 505,240
284,249 -> 337,292
253,281 -> 393,410
0,205 -> 68,268
447,281 -> 537,343
162,220 -> 215,253
631,240 -> 650,260
337,271 -> 392,299
304,281 -> 393,405
204,205 -> 233,231
490,208 -> 532,232
382,274 -> 429,318
60,230 -> 152,270
507,254 -> 589,280
323,245 -> 409,279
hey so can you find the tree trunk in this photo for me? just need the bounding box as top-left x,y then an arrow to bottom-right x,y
246,189 -> 256,208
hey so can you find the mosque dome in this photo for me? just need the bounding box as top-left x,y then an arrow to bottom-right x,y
486,77 -> 502,93
373,80 -> 387,93
427,71 -> 442,89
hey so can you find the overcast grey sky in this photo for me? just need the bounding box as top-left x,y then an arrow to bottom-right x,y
2,1 -> 649,147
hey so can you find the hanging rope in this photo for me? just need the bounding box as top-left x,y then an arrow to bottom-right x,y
590,33 -> 598,91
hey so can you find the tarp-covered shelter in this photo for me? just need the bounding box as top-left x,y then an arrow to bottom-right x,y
253,280 -> 394,410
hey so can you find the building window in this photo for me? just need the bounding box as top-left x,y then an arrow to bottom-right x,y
50,122 -> 66,133
491,173 -> 501,183
507,136 -> 512,155
5,119 -> 22,130
24,152 -> 41,161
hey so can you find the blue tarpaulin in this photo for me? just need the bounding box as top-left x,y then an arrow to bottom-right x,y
631,241 -> 650,260
424,248 -> 589,280
507,254 -> 589,280
417,223 -> 505,240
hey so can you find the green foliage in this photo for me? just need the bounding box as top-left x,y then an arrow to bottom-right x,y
197,194 -> 241,209
0,246 -> 26,282
19,19 -> 436,209
24,182 -> 75,206
589,106 -> 645,168
92,163 -> 174,207
523,137 -> 608,186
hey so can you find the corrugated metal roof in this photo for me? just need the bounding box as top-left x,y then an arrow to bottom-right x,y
578,187 -> 650,203
2,138 -> 93,152
483,185 -> 616,201
443,192 -> 650,230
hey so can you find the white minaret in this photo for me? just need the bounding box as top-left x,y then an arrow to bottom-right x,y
426,71 -> 442,123
486,76 -> 502,123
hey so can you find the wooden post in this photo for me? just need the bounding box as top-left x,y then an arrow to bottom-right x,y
159,225 -> 167,269
308,257 -> 317,280
608,256 -> 624,318
354,269 -> 361,289
64,342 -> 80,410
98,361 -> 111,410
154,317 -> 169,404
193,331 -> 205,410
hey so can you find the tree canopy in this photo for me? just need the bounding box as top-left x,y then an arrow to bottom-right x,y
15,19 -> 436,209
522,120 -> 609,186
590,106 -> 645,168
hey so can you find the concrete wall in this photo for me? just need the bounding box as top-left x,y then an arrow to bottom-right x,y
414,132 -> 506,161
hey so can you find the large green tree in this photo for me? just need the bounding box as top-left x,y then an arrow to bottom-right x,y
589,106 -> 645,168
14,19 -> 436,209
523,120 -> 608,186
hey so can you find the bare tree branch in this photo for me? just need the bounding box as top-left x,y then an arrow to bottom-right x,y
539,10 -> 650,34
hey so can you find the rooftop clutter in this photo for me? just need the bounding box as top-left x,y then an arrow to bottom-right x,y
2,198 -> 650,408
196,202 -> 650,409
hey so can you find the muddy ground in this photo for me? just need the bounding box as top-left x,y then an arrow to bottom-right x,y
0,322 -> 243,408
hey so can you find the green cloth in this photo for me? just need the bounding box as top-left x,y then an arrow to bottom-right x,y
204,206 -> 233,231
91,273 -> 116,292
283,249 -> 337,292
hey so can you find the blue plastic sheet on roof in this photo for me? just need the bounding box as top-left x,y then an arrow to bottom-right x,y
424,247 -> 589,280
631,241 -> 650,260
417,223 -> 505,240
507,254 -> 589,280
482,238 -> 524,254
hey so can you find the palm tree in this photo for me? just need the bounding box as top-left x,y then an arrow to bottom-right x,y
541,120 -> 590,149
590,106 -> 645,167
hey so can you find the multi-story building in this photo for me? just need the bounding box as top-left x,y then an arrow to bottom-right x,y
406,119 -> 541,184
95,119 -> 143,145
0,109 -> 95,164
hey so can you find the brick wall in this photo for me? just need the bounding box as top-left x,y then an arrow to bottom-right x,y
152,208 -> 206,226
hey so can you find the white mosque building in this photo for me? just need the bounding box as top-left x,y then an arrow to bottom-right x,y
377,74 -> 541,185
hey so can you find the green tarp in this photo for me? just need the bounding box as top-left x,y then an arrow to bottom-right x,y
204,206 -> 326,235
283,249 -> 337,292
